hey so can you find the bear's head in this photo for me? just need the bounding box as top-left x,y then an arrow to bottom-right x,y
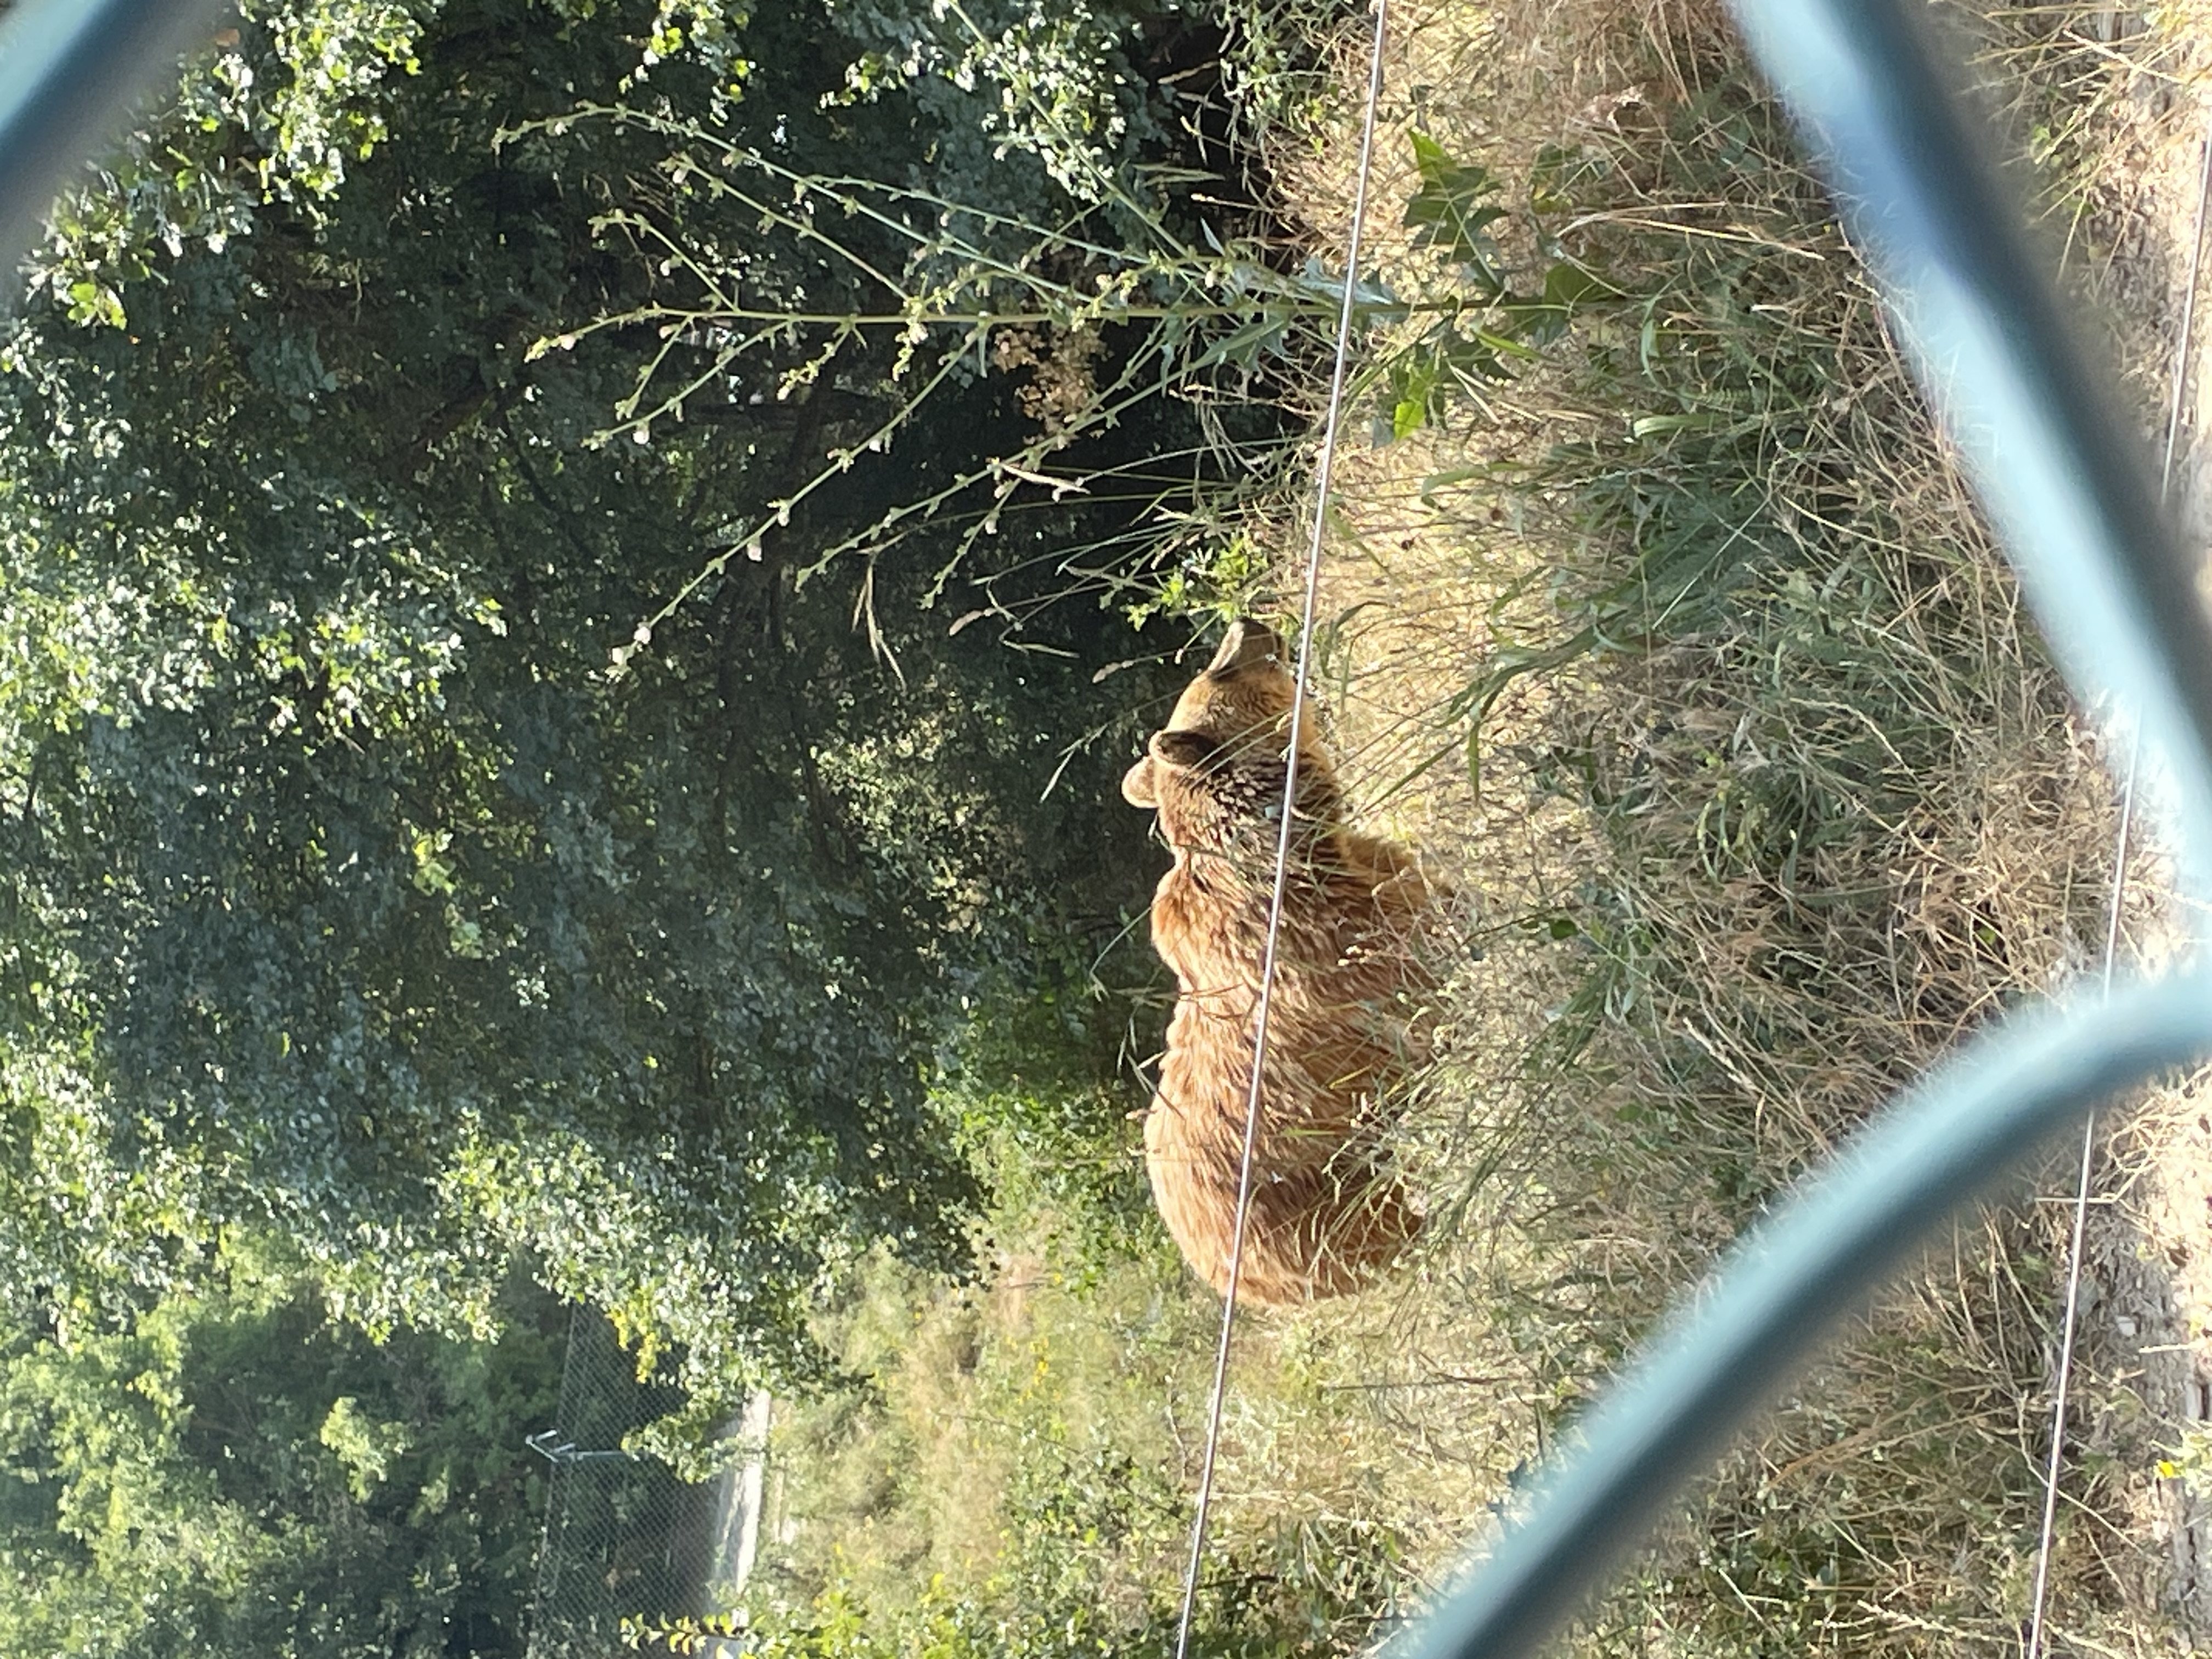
1121,619 -> 1340,854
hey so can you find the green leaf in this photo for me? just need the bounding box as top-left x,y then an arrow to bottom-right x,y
1529,140 -> 1607,214
1631,412 -> 1716,439
1542,260 -> 1622,307
1403,130 -> 1508,284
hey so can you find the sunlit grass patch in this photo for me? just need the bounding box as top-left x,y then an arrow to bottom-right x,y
1242,0 -> 2212,1649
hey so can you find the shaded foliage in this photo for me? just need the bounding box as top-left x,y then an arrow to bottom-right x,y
0,0 -> 1251,1455
0,1267 -> 559,1658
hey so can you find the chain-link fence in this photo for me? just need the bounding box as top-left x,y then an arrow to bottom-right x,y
523,1308 -> 722,1659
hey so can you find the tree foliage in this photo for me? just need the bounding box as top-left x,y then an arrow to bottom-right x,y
0,1262 -> 558,1657
0,0 -> 1260,1461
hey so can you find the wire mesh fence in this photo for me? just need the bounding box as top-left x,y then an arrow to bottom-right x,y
524,1308 -> 723,1659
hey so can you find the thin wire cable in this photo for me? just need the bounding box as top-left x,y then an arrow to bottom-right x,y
2024,736 -> 2137,1659
2164,129 -> 2212,503
2023,122 -> 2212,1659
1169,5 -> 1390,1654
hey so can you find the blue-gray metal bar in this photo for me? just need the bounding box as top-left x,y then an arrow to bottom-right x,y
1405,975 -> 2212,1658
1404,1 -> 2212,1654
0,0 -> 234,283
1729,0 -> 2212,897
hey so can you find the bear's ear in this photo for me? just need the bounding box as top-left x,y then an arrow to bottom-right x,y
1149,729 -> 1220,772
1121,756 -> 1158,808
1207,618 -> 1282,676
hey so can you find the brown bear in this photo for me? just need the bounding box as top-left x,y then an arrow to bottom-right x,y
1122,618 -> 1436,1304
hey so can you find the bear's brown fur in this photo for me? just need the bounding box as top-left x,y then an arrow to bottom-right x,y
1122,619 -> 1435,1304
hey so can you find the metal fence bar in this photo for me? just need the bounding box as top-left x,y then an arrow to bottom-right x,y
0,0 -> 233,285
1406,1 -> 2212,1654
1729,0 -> 2212,877
1406,974 -> 2212,1659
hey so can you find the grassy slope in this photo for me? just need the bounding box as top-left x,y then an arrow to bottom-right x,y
1284,0 -> 2210,1650
737,3 -> 2212,1655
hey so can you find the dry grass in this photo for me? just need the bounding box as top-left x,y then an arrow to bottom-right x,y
1196,0 -> 2212,1651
